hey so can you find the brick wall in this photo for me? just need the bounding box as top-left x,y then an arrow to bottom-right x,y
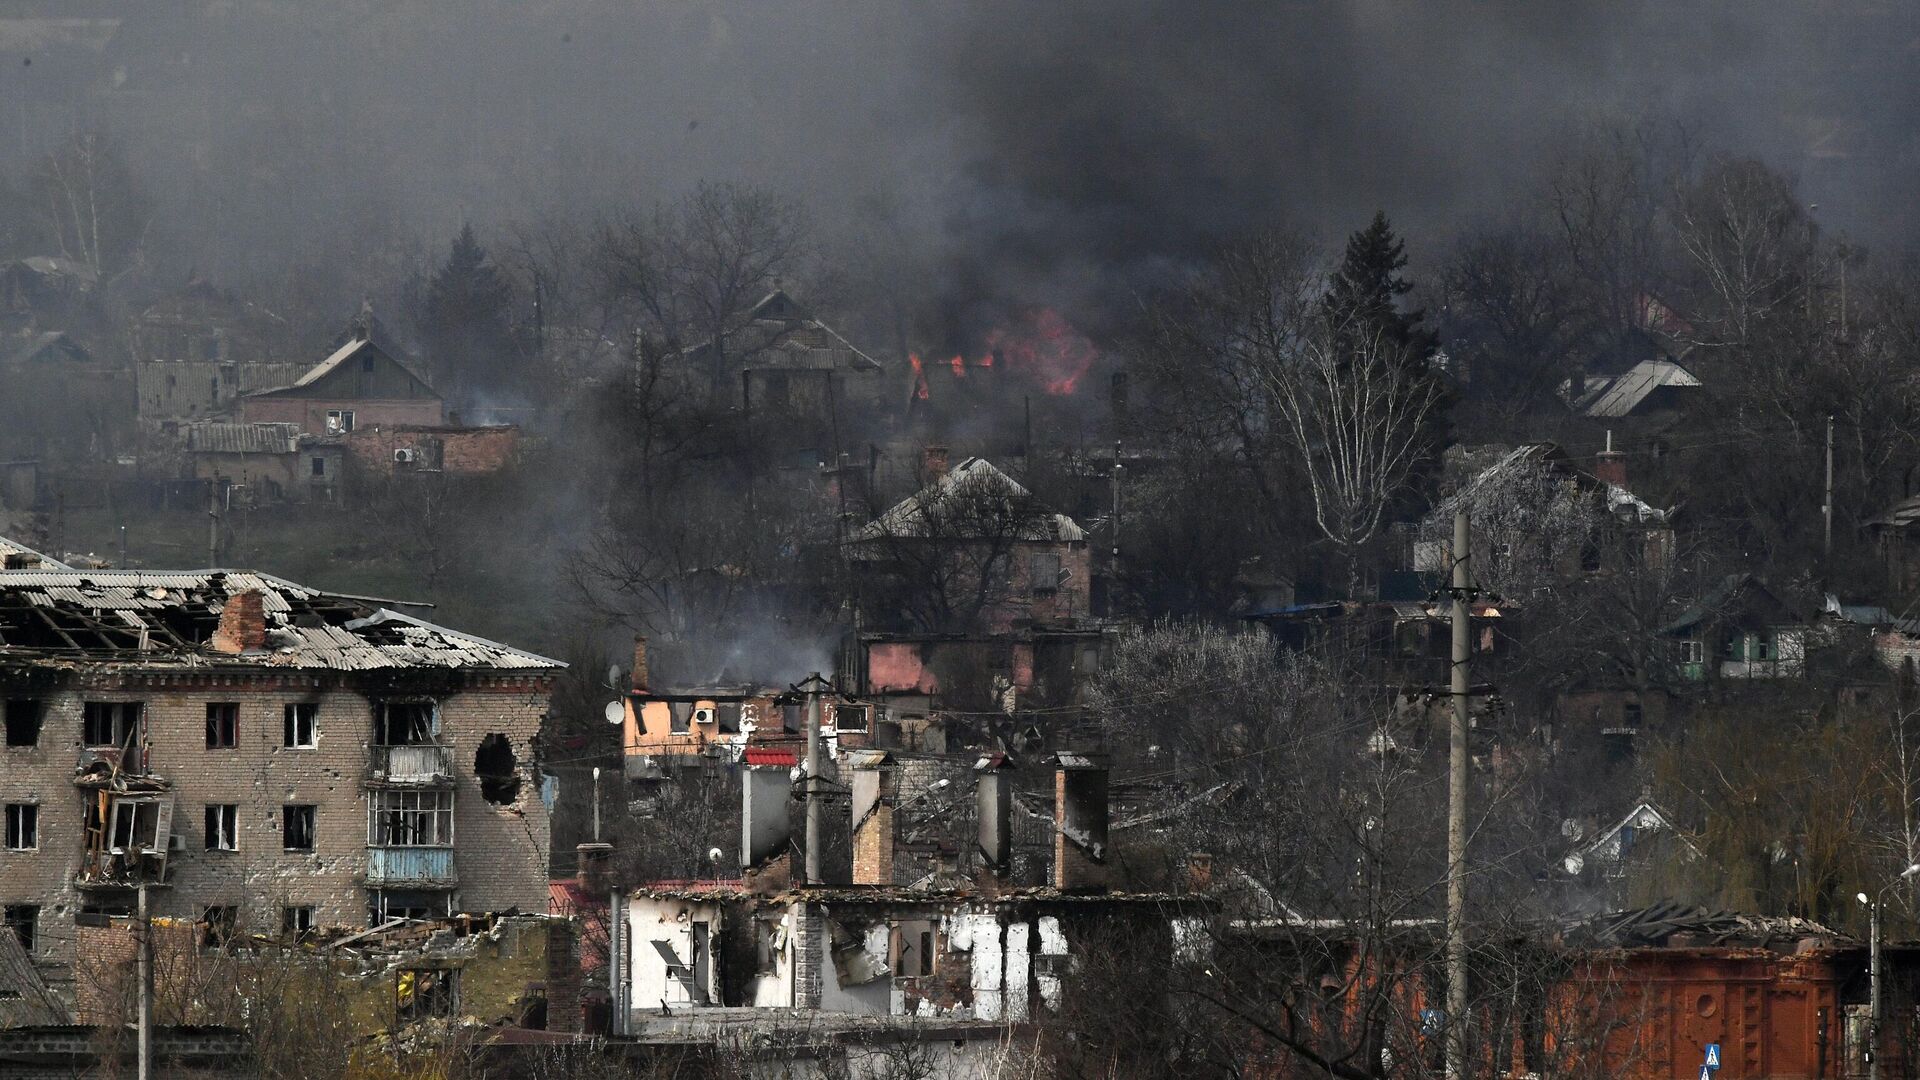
0,671 -> 554,1008
341,426 -> 520,478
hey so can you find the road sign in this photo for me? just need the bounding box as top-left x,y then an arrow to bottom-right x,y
1699,1067 -> 1713,1080
1705,1044 -> 1721,1070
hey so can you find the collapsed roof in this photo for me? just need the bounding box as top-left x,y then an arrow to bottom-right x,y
0,568 -> 560,671
849,457 -> 1085,545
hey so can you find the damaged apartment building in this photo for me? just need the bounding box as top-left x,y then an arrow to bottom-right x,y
0,557 -> 560,1006
610,747 -> 1202,1065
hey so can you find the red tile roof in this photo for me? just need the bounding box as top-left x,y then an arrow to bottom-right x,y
745,747 -> 797,767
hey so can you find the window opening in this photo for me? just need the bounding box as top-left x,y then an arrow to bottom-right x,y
283,805 -> 315,851
474,734 -> 520,805
4,804 -> 36,849
206,702 -> 238,748
83,702 -> 141,749
396,968 -> 459,1022
201,905 -> 237,949
284,703 -> 318,748
374,701 -> 439,746
4,906 -> 37,953
205,804 -> 237,851
282,906 -> 314,937
4,700 -> 41,747
369,790 -> 454,846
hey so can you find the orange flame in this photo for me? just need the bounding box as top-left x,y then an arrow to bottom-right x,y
950,355 -> 966,378
908,354 -> 930,400
984,308 -> 1096,395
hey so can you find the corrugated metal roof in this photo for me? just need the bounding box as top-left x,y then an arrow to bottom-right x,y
1576,359 -> 1701,418
850,457 -> 1086,544
0,569 -> 561,671
0,536 -> 71,571
185,422 -> 301,455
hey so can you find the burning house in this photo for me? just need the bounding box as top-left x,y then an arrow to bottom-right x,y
0,559 -> 559,1007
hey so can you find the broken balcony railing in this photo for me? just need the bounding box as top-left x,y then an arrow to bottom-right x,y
368,744 -> 455,784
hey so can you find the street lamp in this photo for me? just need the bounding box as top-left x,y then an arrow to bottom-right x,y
1857,863 -> 1920,1080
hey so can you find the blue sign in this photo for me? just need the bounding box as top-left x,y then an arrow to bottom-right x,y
1419,1008 -> 1443,1036
1705,1044 -> 1721,1070
1699,1067 -> 1713,1080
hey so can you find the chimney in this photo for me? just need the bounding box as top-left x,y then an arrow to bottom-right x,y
210,589 -> 268,654
1593,430 -> 1628,489
1186,852 -> 1214,895
975,753 -> 1014,883
575,841 -> 614,897
1052,752 -> 1109,892
630,635 -> 650,693
922,444 -> 950,482
741,748 -> 796,886
849,751 -> 896,886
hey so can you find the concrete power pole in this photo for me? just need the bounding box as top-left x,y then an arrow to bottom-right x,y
1446,510 -> 1471,1080
1825,415 -> 1835,559
137,881 -> 152,1080
803,676 -> 824,885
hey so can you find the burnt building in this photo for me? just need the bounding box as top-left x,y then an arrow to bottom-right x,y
0,561 -> 560,1007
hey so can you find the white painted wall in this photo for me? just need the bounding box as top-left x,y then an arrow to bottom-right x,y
627,896 -> 722,1011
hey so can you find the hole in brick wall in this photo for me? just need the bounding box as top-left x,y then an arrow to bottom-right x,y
475,734 -> 520,805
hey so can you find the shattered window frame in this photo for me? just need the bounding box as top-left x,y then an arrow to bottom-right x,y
284,702 -> 319,748
395,968 -> 459,1023
669,701 -> 692,735
281,905 -> 315,938
82,701 -> 142,750
1029,551 -> 1062,596
283,804 -> 316,851
373,700 -> 440,746
325,409 -> 355,435
833,703 -> 869,732
890,919 -> 937,978
204,804 -> 238,851
205,702 -> 239,749
4,803 -> 37,850
368,789 -> 454,847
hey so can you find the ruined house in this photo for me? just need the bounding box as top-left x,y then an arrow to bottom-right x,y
130,278 -> 306,432
240,336 -> 445,436
611,750 -> 1194,1056
184,421 -> 345,505
0,562 -> 560,1008
848,452 -> 1091,636
685,289 -> 888,422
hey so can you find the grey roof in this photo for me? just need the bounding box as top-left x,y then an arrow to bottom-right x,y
184,422 -> 301,455
1426,441 -> 1668,527
0,535 -> 71,571
850,458 -> 1086,545
0,569 -> 561,671
250,337 -> 439,398
1573,359 -> 1701,417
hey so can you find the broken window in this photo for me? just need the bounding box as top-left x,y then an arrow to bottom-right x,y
4,700 -> 41,747
834,703 -> 869,732
890,920 -> 936,977
281,906 -> 314,938
373,701 -> 439,745
668,702 -> 692,734
311,456 -> 326,478
201,905 -> 237,949
206,702 -> 238,748
4,804 -> 36,849
325,409 -> 355,435
109,799 -> 165,854
204,804 -> 237,851
474,734 -> 520,805
714,702 -> 741,733
283,805 -> 315,851
1030,552 -> 1062,596
83,701 -> 141,749
781,703 -> 803,733
368,790 -> 454,846
5,906 -> 37,954
369,891 -> 449,925
754,916 -> 783,974
284,703 -> 318,748
396,968 -> 459,1023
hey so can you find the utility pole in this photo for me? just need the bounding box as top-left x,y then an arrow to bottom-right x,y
1825,415 -> 1835,559
206,482 -> 220,567
1869,894 -> 1881,1080
803,674 -> 825,885
1111,439 -> 1123,565
591,766 -> 602,843
137,881 -> 152,1080
1446,510 -> 1471,1080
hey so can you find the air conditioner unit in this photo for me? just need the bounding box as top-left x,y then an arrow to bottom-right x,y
693,707 -> 715,725
393,448 -> 417,464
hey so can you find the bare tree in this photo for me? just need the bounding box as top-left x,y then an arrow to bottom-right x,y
1262,317 -> 1443,595
1670,154 -> 1817,350
31,130 -> 152,284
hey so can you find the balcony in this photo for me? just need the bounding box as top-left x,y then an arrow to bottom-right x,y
365,846 -> 456,888
369,744 -> 454,786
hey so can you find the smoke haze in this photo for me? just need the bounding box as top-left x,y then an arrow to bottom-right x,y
5,1 -> 1915,309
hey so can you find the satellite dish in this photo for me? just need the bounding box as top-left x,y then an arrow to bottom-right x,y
605,664 -> 625,691
1563,853 -> 1585,876
603,700 -> 625,725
